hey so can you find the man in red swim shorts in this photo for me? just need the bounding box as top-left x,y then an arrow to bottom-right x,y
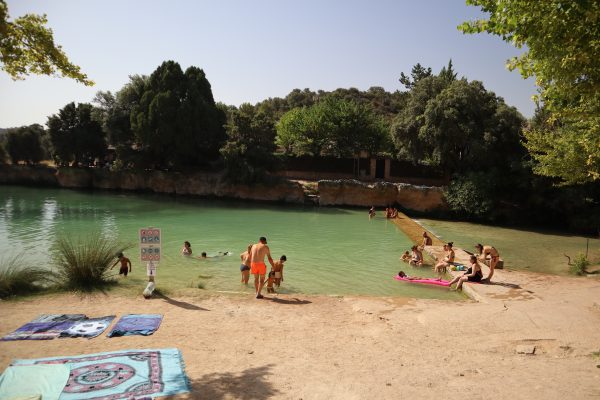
249,236 -> 274,299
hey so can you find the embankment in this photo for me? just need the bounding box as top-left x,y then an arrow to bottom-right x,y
0,166 -> 447,212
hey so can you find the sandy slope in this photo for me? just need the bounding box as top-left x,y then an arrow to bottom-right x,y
1,274 -> 600,400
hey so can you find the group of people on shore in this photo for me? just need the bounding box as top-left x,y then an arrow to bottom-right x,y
400,230 -> 501,290
182,237 -> 287,299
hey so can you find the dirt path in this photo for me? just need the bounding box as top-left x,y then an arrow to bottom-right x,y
1,273 -> 600,399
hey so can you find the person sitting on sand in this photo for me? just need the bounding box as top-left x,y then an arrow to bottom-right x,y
422,231 -> 433,247
272,255 -> 287,287
110,252 -> 132,277
400,250 -> 411,262
448,255 -> 483,290
475,244 -> 500,283
240,244 -> 252,284
434,242 -> 455,273
182,241 -> 192,256
409,245 -> 423,266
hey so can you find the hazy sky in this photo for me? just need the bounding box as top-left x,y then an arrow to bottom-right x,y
0,0 -> 538,128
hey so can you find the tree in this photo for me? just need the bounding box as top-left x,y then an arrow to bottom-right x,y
421,79 -> 524,172
47,102 -> 106,166
131,61 -> 226,168
276,97 -> 389,158
459,0 -> 600,184
220,103 -> 277,182
391,75 -> 450,164
399,63 -> 432,89
5,124 -> 44,164
0,0 -> 92,85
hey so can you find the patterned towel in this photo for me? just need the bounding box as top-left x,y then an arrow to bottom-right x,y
107,314 -> 163,338
11,348 -> 191,400
59,316 -> 116,339
1,314 -> 86,341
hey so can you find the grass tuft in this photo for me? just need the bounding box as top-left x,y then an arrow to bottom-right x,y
569,254 -> 590,276
0,254 -> 49,298
52,233 -> 131,291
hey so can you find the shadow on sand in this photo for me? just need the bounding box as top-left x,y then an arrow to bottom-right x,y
268,296 -> 312,305
153,292 -> 210,311
188,364 -> 279,399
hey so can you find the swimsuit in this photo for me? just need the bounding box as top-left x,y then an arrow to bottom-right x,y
250,262 -> 267,275
119,265 -> 129,276
240,264 -> 250,272
467,270 -> 483,282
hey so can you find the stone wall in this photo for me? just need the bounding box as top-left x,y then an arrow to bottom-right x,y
1,166 -> 305,204
0,166 -> 447,211
318,179 -> 446,212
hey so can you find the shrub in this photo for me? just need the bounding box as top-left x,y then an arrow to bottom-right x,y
0,254 -> 49,298
444,172 -> 494,218
570,254 -> 590,276
52,234 -> 130,290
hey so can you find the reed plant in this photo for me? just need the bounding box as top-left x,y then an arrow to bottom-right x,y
0,254 -> 48,298
52,234 -> 131,290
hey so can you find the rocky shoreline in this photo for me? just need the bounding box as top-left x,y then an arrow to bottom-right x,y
0,165 -> 446,212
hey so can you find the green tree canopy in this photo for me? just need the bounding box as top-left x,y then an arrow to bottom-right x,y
131,61 -> 226,168
47,102 -> 106,166
5,124 -> 45,165
392,70 -> 524,173
0,0 -> 92,85
459,0 -> 600,184
276,97 -> 389,158
220,103 -> 277,182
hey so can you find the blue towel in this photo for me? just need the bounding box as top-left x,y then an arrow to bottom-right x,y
107,314 -> 163,337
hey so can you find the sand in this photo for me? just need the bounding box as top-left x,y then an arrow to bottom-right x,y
1,273 -> 600,400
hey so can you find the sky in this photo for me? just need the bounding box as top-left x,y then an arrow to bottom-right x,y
0,0 -> 538,128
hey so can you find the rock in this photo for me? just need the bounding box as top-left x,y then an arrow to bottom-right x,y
516,345 -> 536,355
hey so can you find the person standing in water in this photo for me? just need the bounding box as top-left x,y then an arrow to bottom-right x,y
249,236 -> 275,299
181,241 -> 192,256
240,244 -> 252,284
110,252 -> 132,277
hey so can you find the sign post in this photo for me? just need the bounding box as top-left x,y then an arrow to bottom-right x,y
140,227 -> 161,297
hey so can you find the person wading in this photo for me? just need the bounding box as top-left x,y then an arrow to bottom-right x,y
249,236 -> 275,299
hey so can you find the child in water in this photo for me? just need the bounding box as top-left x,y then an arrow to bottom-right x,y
400,251 -> 411,262
110,252 -> 132,277
397,271 -> 441,281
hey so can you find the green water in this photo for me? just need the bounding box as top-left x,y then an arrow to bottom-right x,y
416,218 -> 600,275
0,186 -> 460,300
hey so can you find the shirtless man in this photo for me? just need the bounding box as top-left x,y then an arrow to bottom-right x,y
475,243 -> 500,282
249,236 -> 275,299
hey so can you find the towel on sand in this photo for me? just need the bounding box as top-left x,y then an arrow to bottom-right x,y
107,314 -> 163,337
1,314 -> 86,341
11,348 -> 190,400
0,364 -> 70,400
59,315 -> 115,339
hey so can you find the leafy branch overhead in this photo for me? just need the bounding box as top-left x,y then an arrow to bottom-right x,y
459,0 -> 600,185
0,0 -> 93,85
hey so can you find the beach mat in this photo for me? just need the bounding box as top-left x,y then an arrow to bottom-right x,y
1,314 -> 86,341
59,315 -> 116,339
10,348 -> 190,400
107,314 -> 163,337
0,364 -> 69,400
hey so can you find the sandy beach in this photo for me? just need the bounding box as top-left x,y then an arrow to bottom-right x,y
1,269 -> 600,400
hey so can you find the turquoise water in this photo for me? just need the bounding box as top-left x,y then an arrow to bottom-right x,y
0,186 -> 460,300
